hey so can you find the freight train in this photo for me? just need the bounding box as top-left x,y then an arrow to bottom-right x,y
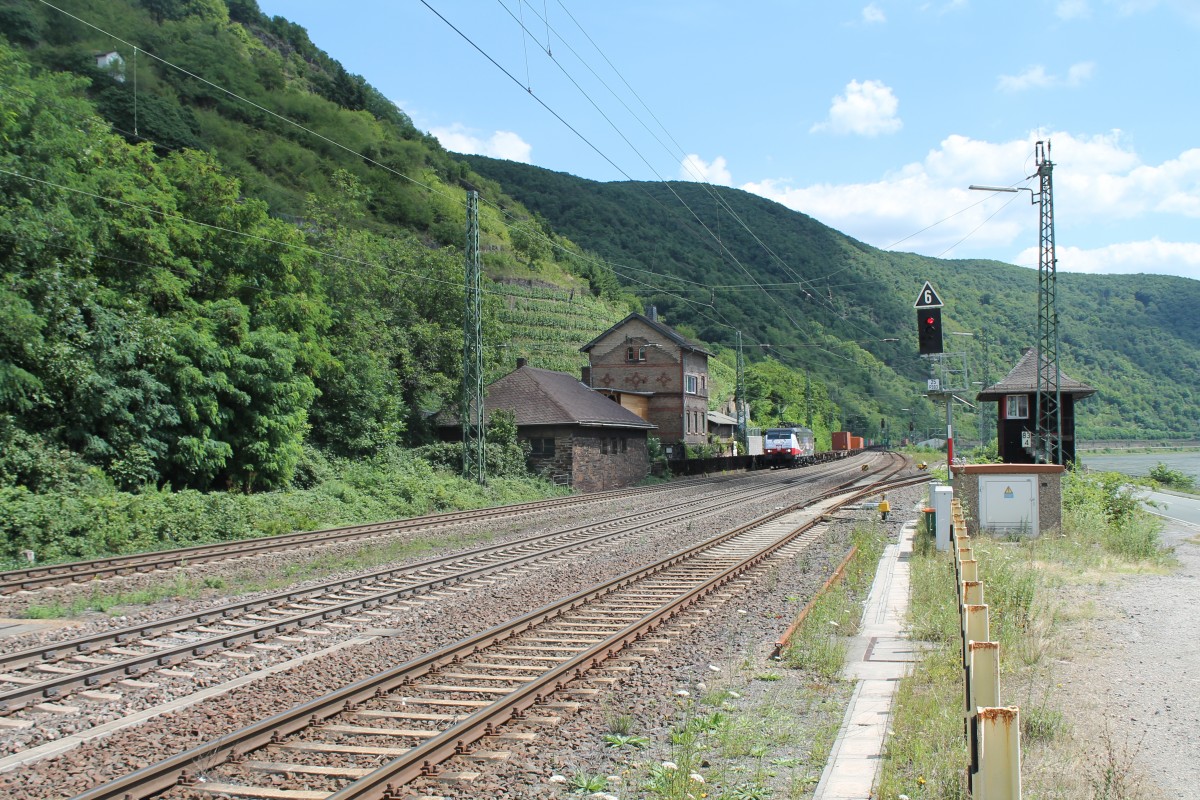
761,426 -> 869,469
762,426 -> 816,467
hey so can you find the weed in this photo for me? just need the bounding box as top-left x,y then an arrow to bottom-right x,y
724,783 -> 773,799
602,733 -> 649,749
1021,705 -> 1066,745
569,771 -> 608,792
604,710 -> 636,736
1083,721 -> 1150,800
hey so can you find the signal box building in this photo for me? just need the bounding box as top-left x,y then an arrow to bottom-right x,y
975,347 -> 1096,465
479,363 -> 657,492
580,309 -> 712,457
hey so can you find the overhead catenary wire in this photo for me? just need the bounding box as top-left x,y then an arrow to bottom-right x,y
498,1 -> 837,325
31,0 -> 871,371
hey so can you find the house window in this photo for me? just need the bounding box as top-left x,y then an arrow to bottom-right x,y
1005,394 -> 1029,419
621,438 -> 627,453
528,438 -> 555,457
700,375 -> 707,392
626,345 -> 646,363
685,374 -> 699,394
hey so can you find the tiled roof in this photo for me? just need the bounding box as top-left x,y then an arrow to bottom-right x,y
485,366 -> 657,429
707,411 -> 737,426
976,348 -> 1096,400
580,312 -> 714,356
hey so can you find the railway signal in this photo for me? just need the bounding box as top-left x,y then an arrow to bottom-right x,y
918,308 -> 944,355
914,281 -> 945,356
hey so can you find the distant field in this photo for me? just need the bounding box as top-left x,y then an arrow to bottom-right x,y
1081,451 -> 1200,480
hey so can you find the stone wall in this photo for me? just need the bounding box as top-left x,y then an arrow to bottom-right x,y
571,430 -> 649,492
951,464 -> 1064,537
523,426 -> 650,492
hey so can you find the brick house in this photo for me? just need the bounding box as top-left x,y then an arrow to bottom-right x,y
483,364 -> 656,492
580,309 -> 712,457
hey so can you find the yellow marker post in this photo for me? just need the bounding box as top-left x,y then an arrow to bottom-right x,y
974,706 -> 1022,799
962,604 -> 989,666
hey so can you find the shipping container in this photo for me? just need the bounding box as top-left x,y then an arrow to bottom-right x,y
832,431 -> 851,451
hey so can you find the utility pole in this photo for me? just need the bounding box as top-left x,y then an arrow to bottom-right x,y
969,141 -> 1062,464
1034,141 -> 1062,464
735,330 -> 748,453
462,190 -> 486,484
978,330 -> 992,450
804,371 -> 813,429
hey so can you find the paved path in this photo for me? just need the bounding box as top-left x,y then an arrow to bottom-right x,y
813,519 -> 921,799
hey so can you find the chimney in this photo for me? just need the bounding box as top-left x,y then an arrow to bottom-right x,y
516,357 -> 527,369
581,365 -> 592,386
647,304 -> 658,322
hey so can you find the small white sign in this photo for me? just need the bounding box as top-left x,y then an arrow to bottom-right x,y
927,378 -> 941,392
1021,430 -> 1033,448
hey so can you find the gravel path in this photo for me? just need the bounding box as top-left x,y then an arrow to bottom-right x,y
1048,517 -> 1200,798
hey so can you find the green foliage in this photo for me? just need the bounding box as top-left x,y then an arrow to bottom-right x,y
466,155 -> 1200,443
1148,462 -> 1194,491
1063,469 -> 1141,526
0,446 -> 564,567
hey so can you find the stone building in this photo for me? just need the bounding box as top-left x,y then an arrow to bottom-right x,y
975,347 -> 1096,465
483,364 -> 656,492
580,308 -> 712,458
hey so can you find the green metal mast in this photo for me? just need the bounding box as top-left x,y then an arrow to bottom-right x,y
735,330 -> 747,452
462,190 -> 485,483
1033,141 -> 1062,464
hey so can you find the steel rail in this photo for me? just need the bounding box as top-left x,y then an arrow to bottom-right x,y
0,472 -> 739,594
0,466 -> 860,713
68,458 -> 905,800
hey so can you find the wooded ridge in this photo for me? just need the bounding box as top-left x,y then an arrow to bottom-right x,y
0,0 -> 1195,525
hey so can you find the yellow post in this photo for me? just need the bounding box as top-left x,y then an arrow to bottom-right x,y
960,559 -> 979,583
962,604 -> 989,666
975,707 -> 1021,799
963,580 -> 984,606
968,641 -> 1000,713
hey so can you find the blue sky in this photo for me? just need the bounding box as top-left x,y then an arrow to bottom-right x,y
257,1 -> 1200,281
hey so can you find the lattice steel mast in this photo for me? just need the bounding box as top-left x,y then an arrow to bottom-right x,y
1033,141 -> 1062,464
462,190 -> 486,483
735,330 -> 747,452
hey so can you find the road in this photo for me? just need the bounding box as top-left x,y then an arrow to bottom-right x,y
1141,488 -> 1200,540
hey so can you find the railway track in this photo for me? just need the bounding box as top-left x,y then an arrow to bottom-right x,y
68,462 -> 921,800
0,460 -> 881,725
0,476 -> 729,596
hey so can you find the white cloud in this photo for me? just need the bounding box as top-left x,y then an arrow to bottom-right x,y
1056,0 -> 1091,18
862,3 -> 887,23
997,61 -> 1095,91
811,79 -> 902,136
737,131 -> 1200,280
1018,240 -> 1200,278
681,154 -> 733,186
430,125 -> 533,162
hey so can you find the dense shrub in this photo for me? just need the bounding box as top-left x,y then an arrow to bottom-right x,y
0,448 -> 564,568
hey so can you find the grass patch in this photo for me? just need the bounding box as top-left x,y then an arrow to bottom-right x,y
782,525 -> 886,680
876,470 -> 1171,799
20,528 -> 501,618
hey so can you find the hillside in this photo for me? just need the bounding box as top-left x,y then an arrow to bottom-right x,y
462,156 -> 1200,440
1,0 -> 1195,509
